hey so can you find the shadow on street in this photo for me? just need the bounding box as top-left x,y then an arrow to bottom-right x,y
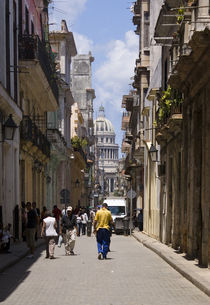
0,246 -> 44,302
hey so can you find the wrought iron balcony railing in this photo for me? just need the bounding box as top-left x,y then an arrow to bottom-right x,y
156,102 -> 183,129
19,35 -> 59,102
20,116 -> 51,158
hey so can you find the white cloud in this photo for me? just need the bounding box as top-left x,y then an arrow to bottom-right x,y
93,31 -> 138,147
49,0 -> 87,30
74,33 -> 93,54
95,30 -> 138,112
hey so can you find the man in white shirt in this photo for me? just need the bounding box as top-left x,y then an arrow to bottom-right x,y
81,210 -> 88,235
41,212 -> 58,259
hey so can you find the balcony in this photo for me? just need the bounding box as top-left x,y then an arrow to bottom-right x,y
74,145 -> 87,164
133,14 -> 141,26
156,103 -> 183,143
154,3 -> 179,45
19,35 -> 58,111
134,2 -> 140,15
47,128 -> 66,157
121,138 -> 131,153
20,116 -> 51,158
121,112 -> 130,130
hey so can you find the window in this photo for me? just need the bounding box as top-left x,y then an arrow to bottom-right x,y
144,12 -> 150,48
6,0 -> 11,93
164,59 -> 168,90
31,21 -> 34,35
143,88 -> 148,101
101,137 -> 103,143
25,6 -> 29,34
108,206 -> 125,216
18,0 -> 22,36
106,137 -> 108,143
13,0 -> 18,102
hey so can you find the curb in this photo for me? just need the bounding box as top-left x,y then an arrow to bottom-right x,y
132,232 -> 210,297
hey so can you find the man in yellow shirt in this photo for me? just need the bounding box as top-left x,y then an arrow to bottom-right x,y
93,203 -> 114,260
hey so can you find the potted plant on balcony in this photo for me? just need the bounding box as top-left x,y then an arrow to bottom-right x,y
71,136 -> 88,149
157,86 -> 183,126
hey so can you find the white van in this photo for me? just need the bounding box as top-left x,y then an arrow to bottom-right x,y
103,197 -> 127,222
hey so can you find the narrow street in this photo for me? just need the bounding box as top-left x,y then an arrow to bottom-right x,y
0,235 -> 209,305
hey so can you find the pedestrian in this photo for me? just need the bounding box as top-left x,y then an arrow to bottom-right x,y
52,205 -> 61,233
0,223 -> 13,253
89,209 -> 95,223
76,212 -> 82,236
21,201 -> 27,241
61,206 -> 77,255
93,202 -> 114,260
41,211 -> 58,259
81,209 -> 88,235
32,201 -> 40,240
138,209 -> 143,231
103,203 -> 112,252
61,207 -> 66,216
25,202 -> 37,258
40,206 -> 47,225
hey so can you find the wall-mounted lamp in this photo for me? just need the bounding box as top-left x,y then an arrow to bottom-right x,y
0,114 -> 17,142
149,144 -> 158,162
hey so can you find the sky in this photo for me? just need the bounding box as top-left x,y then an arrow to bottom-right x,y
49,0 -> 139,151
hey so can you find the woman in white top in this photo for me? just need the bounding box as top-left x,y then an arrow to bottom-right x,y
41,212 -> 58,259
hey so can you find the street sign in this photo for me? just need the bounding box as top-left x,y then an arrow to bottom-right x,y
127,189 -> 136,199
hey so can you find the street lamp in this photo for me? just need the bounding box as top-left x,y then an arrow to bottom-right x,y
149,144 -> 158,162
1,114 -> 17,141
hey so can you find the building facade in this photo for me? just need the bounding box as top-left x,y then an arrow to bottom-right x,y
19,0 -> 58,214
154,0 -> 210,267
0,0 -> 22,238
94,106 -> 119,195
47,20 -> 77,211
71,52 -> 96,207
125,0 -> 210,268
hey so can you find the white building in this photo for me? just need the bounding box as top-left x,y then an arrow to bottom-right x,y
94,106 -> 119,194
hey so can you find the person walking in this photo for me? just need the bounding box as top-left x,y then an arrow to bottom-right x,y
25,202 -> 37,258
32,202 -> 40,241
52,205 -> 61,233
21,201 -> 27,241
93,203 -> 114,260
138,209 -> 143,231
41,212 -> 58,259
61,206 -> 77,255
81,210 -> 88,235
76,212 -> 82,236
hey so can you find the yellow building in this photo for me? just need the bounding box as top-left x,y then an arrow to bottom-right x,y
19,34 -> 58,211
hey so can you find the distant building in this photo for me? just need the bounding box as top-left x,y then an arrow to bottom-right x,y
94,106 -> 119,194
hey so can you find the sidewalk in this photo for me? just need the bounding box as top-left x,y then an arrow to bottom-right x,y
132,230 -> 210,297
0,239 -> 44,273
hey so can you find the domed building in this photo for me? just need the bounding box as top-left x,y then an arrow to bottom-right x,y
94,106 -> 119,194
